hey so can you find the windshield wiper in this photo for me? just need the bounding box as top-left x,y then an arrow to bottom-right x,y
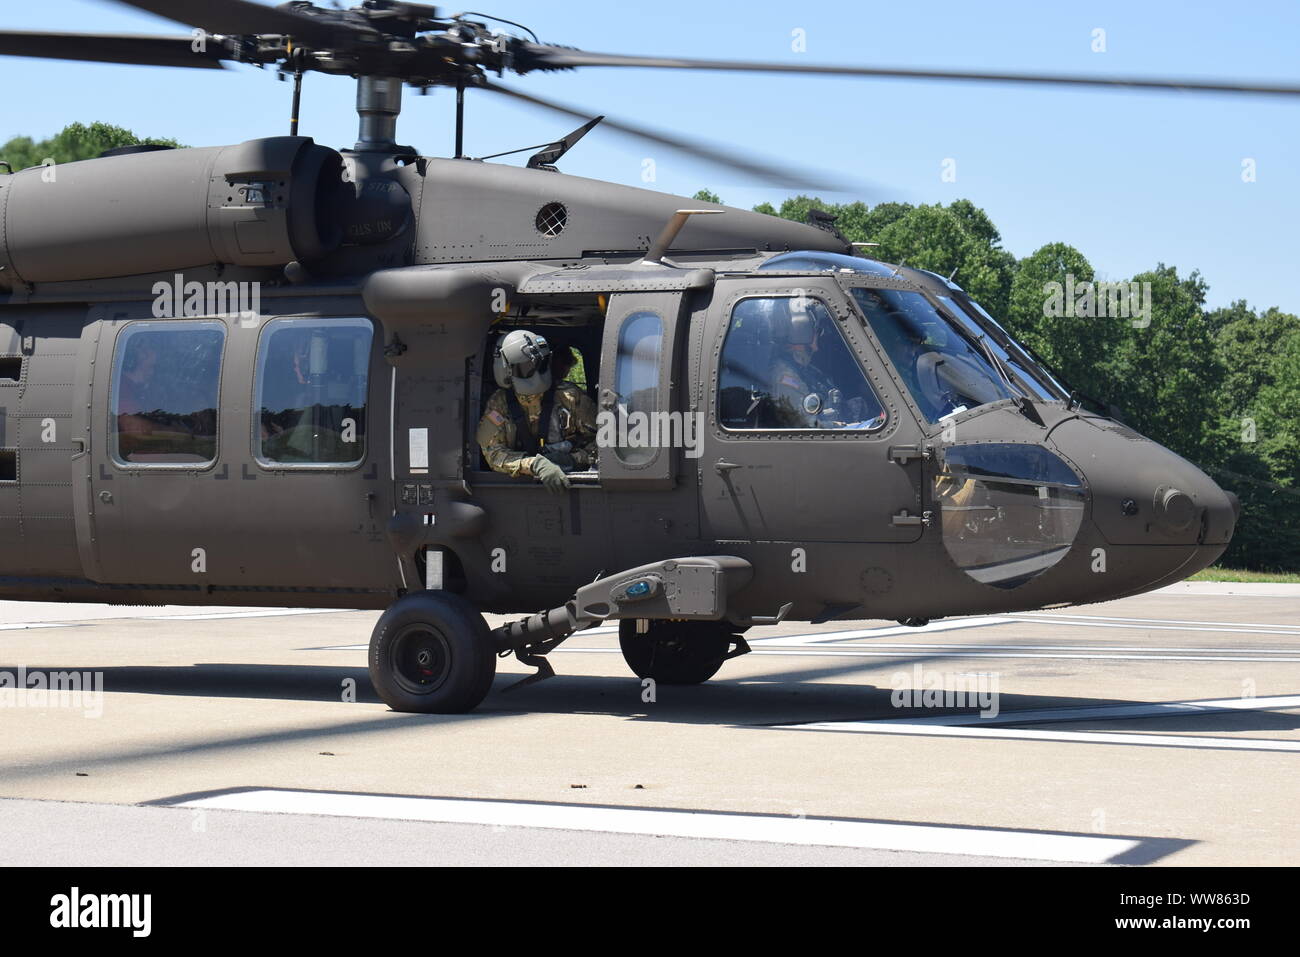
973,332 -> 1027,399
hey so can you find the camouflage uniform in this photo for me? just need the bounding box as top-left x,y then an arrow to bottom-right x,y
768,347 -> 838,428
477,381 -> 598,477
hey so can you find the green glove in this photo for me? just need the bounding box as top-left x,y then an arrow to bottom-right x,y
540,447 -> 576,471
532,455 -> 570,494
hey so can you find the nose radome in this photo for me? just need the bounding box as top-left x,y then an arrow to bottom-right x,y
1049,417 -> 1236,549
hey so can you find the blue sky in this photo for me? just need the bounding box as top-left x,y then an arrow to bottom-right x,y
2,0 -> 1297,313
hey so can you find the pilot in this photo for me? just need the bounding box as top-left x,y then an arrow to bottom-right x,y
476,330 -> 597,493
767,299 -> 872,428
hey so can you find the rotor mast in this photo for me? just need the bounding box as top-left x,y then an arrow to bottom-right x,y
354,75 -> 404,152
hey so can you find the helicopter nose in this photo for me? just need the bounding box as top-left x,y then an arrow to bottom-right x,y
1051,418 -> 1236,562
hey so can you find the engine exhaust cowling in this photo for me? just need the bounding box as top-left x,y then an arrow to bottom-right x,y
0,136 -> 345,287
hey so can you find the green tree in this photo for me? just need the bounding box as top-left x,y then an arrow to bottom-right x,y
0,122 -> 184,171
751,196 -> 1016,316
871,203 -> 1017,317
691,188 -> 722,204
1110,266 -> 1222,463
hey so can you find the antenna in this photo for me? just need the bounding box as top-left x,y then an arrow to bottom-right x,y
454,79 -> 466,159
284,44 -> 307,136
527,116 -> 605,170
890,258 -> 907,277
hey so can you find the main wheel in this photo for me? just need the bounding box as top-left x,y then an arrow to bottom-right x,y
368,591 -> 497,713
618,619 -> 735,685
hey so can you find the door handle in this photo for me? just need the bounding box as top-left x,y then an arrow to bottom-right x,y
888,444 -> 932,465
891,509 -> 932,527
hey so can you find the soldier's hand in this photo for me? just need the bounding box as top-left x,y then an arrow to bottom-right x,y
540,447 -> 576,471
532,456 -> 570,494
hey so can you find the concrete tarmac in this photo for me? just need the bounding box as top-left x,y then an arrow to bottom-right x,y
0,581 -> 1296,866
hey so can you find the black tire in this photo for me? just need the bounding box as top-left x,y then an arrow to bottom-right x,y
618,619 -> 735,685
368,591 -> 496,713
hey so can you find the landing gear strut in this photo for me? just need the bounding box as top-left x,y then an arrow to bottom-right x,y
368,591 -> 497,713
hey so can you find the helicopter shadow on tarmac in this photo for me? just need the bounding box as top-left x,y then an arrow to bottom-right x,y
4,655 -> 1297,736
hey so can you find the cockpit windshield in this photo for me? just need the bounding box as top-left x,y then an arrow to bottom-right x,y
759,251 -> 1069,407
955,295 -> 1069,399
847,286 -> 1018,422
935,296 -> 1060,402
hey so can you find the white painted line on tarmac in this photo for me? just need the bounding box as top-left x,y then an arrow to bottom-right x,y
748,617 -> 1017,646
1012,612 -> 1300,632
174,789 -> 1143,864
1010,618 -> 1300,638
556,647 -> 1300,663
161,609 -> 355,621
782,723 -> 1300,753
767,641 -> 1300,655
780,694 -> 1300,753
849,693 -> 1300,727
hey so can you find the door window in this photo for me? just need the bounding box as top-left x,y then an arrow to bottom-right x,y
111,320 -> 224,466
611,311 -> 663,465
254,318 -> 373,467
718,297 -> 886,431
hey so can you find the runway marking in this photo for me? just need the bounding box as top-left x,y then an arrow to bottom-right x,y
556,647 -> 1300,663
758,641 -> 1300,655
1009,617 -> 1300,638
1012,612 -> 1300,632
174,788 -> 1150,864
157,609 -> 352,622
780,694 -> 1300,753
748,617 -> 1017,646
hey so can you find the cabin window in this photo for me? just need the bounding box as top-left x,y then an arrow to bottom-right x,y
110,320 -> 224,466
254,318 -> 373,468
611,311 -> 664,466
718,297 -> 886,432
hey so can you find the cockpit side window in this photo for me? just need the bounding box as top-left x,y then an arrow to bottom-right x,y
718,296 -> 887,432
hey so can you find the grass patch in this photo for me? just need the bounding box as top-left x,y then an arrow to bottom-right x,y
1189,567 -> 1300,584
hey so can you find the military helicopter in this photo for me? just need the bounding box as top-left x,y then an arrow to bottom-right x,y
0,1 -> 1281,713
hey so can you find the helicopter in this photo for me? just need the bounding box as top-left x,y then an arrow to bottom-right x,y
0,0 -> 1280,714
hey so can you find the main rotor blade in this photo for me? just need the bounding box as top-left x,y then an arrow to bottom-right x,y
521,46 -> 1300,98
0,31 -> 228,69
110,0 -> 370,48
482,81 -> 867,194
